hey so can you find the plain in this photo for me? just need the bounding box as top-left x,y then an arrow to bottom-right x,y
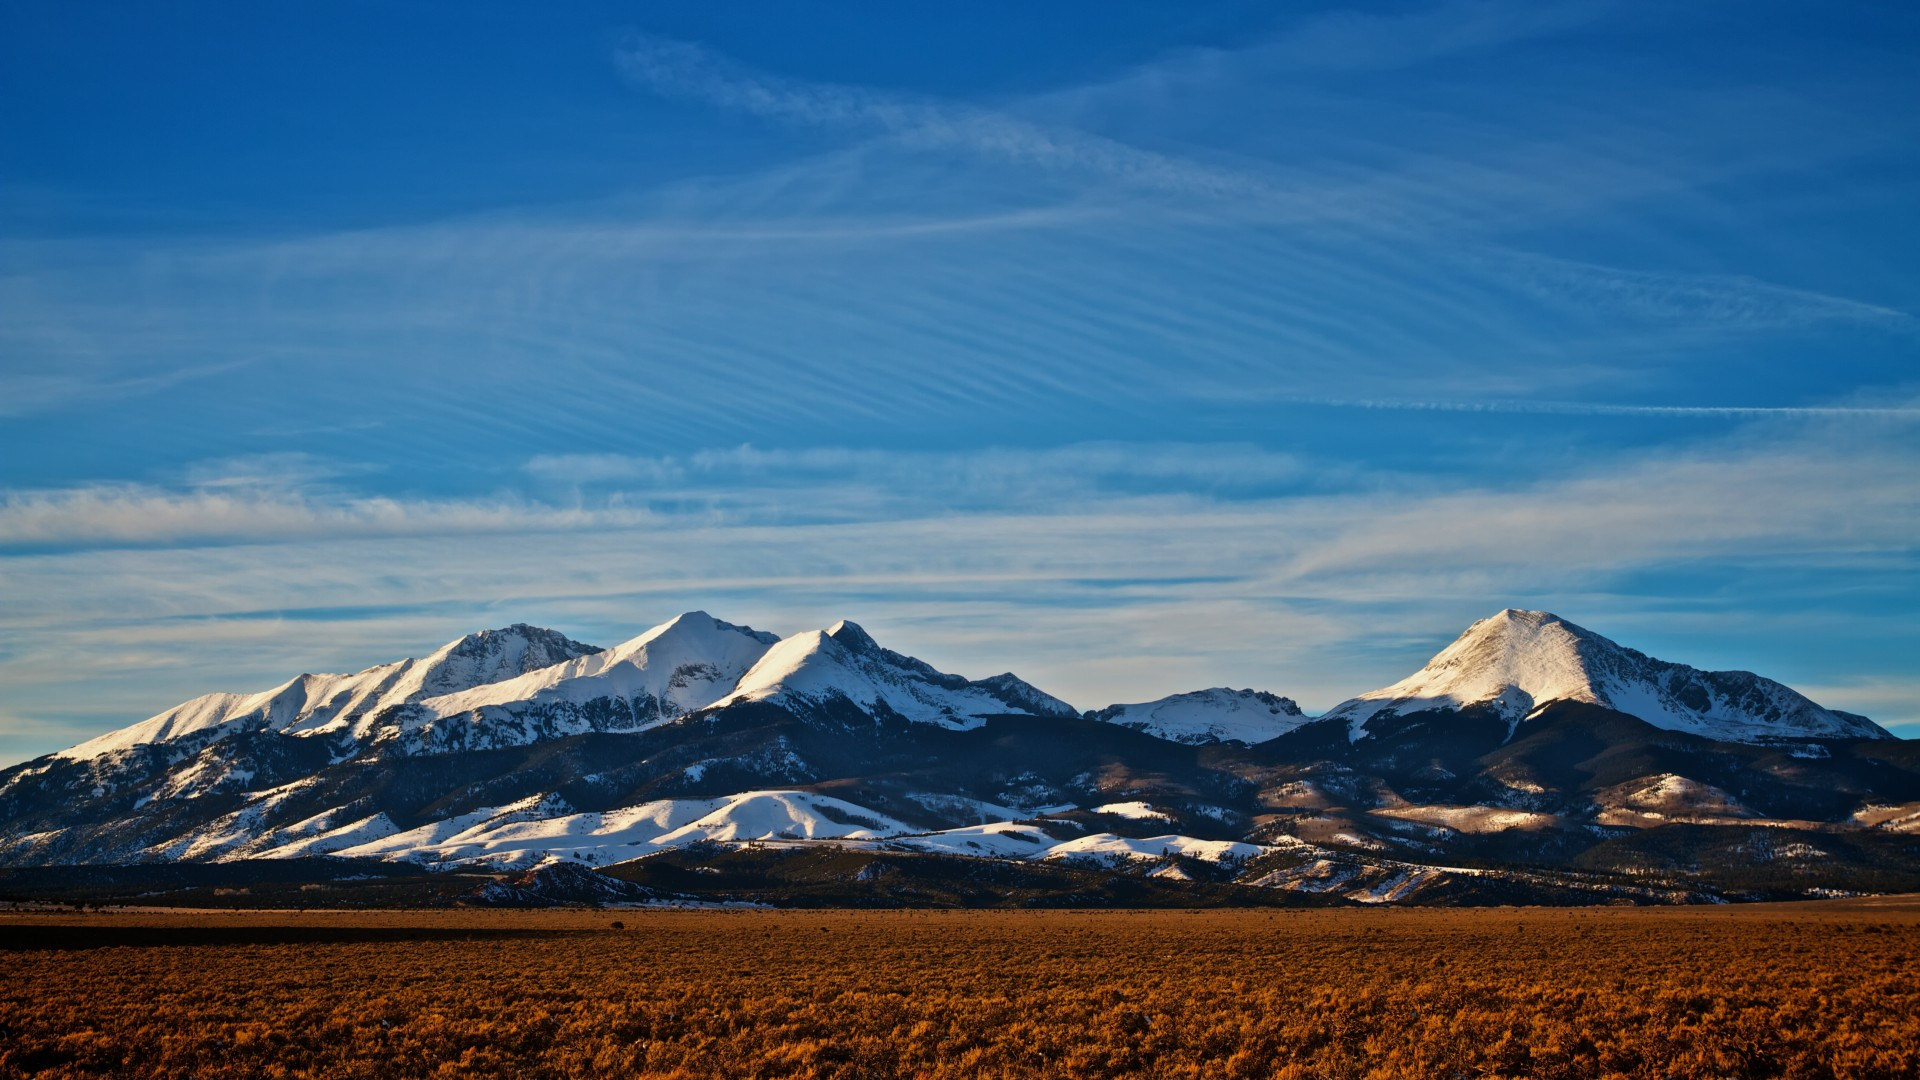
3,898 -> 1918,1079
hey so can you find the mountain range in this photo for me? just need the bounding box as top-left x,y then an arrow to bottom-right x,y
2,608 -> 1914,908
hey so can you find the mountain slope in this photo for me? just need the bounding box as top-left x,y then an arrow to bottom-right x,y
1323,609 -> 1889,744
1088,688 -> 1310,745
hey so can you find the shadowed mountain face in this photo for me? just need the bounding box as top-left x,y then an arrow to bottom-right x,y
1,610 -> 1911,906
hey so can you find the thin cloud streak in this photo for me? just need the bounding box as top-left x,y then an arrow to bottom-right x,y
1293,398 -> 1920,418
1479,249 -> 1912,328
521,443 -> 1309,495
0,362 -> 246,419
0,488 -> 658,548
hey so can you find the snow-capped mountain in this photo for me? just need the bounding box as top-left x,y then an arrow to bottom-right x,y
1324,608 -> 1891,743
715,620 -> 1076,729
57,624 -> 602,762
1087,688 -> 1310,745
399,612 -> 779,752
49,611 -> 1080,766
3,606 -> 1911,907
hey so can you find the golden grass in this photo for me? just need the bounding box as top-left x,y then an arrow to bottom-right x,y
3,899 -> 1918,1079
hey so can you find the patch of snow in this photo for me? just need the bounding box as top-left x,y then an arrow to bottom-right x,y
1043,832 -> 1268,865
1593,773 -> 1758,826
1092,801 -> 1173,822
255,813 -> 402,859
1851,802 -> 1920,833
331,790 -> 917,868
654,791 -> 914,845
887,822 -> 1057,859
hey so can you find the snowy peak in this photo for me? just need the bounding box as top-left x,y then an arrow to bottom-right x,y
1089,687 -> 1309,746
1365,608 -> 1604,713
57,624 -> 601,760
718,620 -> 1075,729
826,620 -> 879,651
409,624 -> 600,700
1324,609 -> 1890,744
416,611 -> 779,729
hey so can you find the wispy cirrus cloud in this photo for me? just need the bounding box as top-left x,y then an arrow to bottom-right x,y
0,442 -> 1312,549
1482,250 -> 1912,328
615,35 -> 1282,201
0,363 -> 244,419
522,443 -> 1310,498
1274,440 -> 1920,585
0,487 -> 654,549
2,9 -> 1906,453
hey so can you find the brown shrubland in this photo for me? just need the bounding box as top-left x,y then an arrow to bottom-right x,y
3,899 -> 1917,1079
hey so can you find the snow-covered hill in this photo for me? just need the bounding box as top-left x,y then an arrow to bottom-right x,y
314,790 -> 918,867
716,620 -> 1076,729
1087,687 -> 1310,745
1324,609 -> 1891,743
143,784 -> 1259,871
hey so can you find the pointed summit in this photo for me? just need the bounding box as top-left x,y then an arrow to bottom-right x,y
826,620 -> 879,651
719,620 -> 1075,729
1324,609 -> 1890,744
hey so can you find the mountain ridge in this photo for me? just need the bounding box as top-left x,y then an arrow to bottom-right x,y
4,607 -> 1909,907
57,623 -> 603,762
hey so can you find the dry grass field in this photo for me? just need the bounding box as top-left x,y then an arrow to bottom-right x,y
3,899 -> 1918,1079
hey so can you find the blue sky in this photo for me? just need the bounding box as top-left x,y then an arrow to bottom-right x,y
1,0 -> 1916,762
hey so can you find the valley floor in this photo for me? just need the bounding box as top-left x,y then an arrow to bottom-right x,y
4,899 -> 1919,1079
